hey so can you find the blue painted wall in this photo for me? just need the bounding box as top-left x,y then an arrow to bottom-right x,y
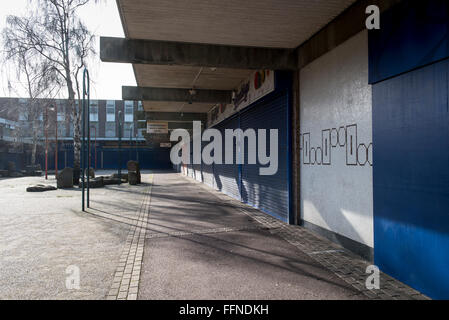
369,0 -> 449,84
35,144 -> 172,171
370,0 -> 449,298
372,59 -> 449,299
371,0 -> 449,299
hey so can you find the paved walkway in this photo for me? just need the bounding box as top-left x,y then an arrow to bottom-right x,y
0,171 -> 428,300
0,171 -> 151,299
138,172 -> 428,300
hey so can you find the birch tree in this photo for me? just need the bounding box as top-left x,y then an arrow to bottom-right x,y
2,0 -> 96,179
1,47 -> 60,165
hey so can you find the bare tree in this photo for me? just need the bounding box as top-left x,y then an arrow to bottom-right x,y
1,41 -> 60,164
2,0 -> 96,180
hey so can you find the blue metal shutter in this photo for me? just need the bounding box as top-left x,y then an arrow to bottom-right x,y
213,116 -> 241,200
187,141 -> 194,178
193,139 -> 202,182
240,91 -> 289,222
201,141 -> 214,187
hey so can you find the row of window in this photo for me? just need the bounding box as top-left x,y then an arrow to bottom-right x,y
18,100 -> 143,123
3,122 -> 142,139
91,100 -> 138,123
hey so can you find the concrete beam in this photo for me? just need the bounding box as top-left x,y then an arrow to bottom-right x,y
145,112 -> 207,123
168,122 -> 202,130
123,86 -> 231,104
298,0 -> 401,68
100,37 -> 297,70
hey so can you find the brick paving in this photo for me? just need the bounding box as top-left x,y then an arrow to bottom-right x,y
188,177 -> 429,300
106,175 -> 153,300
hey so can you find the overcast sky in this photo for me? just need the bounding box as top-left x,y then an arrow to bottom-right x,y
0,0 -> 136,100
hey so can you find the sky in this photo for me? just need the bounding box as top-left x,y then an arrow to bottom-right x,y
0,0 -> 136,100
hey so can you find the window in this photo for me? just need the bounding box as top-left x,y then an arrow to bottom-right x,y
57,104 -> 65,122
124,101 -> 133,122
138,101 -> 143,111
106,100 -> 115,122
90,123 -> 99,138
68,123 -> 74,137
124,123 -> 134,138
89,100 -> 98,122
18,99 -> 27,120
105,122 -> 115,138
57,123 -> 65,137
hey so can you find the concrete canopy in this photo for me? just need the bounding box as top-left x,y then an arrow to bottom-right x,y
122,87 -> 232,104
112,0 -> 357,119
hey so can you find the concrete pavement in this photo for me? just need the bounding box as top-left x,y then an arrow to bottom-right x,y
139,173 -> 363,299
0,171 -> 151,299
0,170 -> 426,300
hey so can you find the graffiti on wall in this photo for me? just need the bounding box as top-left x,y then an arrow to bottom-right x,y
300,123 -> 372,166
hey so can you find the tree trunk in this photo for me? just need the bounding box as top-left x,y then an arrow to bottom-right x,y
31,120 -> 38,165
66,71 -> 81,184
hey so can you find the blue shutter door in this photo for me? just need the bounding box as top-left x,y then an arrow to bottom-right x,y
201,141 -> 214,187
240,91 -> 289,222
213,117 -> 241,200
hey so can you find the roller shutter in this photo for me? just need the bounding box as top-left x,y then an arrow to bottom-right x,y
201,141 -> 215,188
240,91 -> 289,222
213,116 -> 241,200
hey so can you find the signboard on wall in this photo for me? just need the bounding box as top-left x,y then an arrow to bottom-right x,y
233,69 -> 275,110
147,121 -> 168,134
208,70 -> 275,127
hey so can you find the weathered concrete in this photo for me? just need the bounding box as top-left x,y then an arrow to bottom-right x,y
123,86 -> 232,104
100,37 -> 298,70
0,171 -> 152,299
297,0 -> 401,68
139,173 -> 363,300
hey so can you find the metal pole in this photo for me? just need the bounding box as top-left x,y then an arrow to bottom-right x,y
118,110 -> 122,184
82,68 -> 90,211
55,103 -> 58,177
45,106 -> 48,180
85,69 -> 90,208
91,126 -> 97,170
81,94 -> 85,211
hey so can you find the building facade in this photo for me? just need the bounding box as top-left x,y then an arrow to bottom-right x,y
104,0 -> 449,299
0,97 -> 171,170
